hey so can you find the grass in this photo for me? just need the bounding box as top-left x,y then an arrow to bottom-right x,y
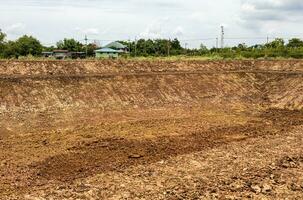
1,54 -> 302,62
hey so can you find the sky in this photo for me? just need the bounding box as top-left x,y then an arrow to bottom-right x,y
1,0 -> 303,48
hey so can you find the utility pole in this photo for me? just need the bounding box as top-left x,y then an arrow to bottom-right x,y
221,26 -> 224,48
184,42 -> 188,55
266,36 -> 269,44
167,38 -> 171,57
128,39 -> 131,54
85,35 -> 88,57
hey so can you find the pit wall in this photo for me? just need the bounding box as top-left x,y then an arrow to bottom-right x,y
0,60 -> 302,115
1,60 -> 303,76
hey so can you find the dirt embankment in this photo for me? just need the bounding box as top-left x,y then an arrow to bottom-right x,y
1,60 -> 303,76
0,60 -> 303,199
0,60 -> 303,115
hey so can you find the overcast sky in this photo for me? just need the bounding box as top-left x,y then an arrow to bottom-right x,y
1,0 -> 303,48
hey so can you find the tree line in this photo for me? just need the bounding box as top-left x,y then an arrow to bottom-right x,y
0,31 -> 97,58
1,30 -> 303,59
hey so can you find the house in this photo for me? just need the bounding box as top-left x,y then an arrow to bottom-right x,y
53,50 -> 70,59
42,52 -> 53,58
104,41 -> 128,52
94,41 -> 128,58
42,50 -> 86,59
95,48 -> 124,58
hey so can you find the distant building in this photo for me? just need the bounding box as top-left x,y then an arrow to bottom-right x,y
95,48 -> 124,58
42,50 -> 86,59
94,41 -> 128,58
53,50 -> 70,60
42,52 -> 53,58
104,41 -> 128,52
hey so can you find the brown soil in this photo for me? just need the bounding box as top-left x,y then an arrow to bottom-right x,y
0,60 -> 302,199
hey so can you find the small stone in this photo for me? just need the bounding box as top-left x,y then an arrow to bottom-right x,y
251,185 -> 261,194
230,182 -> 243,191
289,162 -> 297,168
42,139 -> 48,145
128,154 -> 143,159
100,143 -> 109,147
290,183 -> 301,191
225,195 -> 236,200
269,165 -> 276,170
158,160 -> 165,164
262,183 -> 272,193
282,163 -> 289,168
0,160 -> 7,167
56,185 -> 66,190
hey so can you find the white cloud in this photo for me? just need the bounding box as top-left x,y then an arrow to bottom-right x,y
5,23 -> 26,36
139,18 -> 170,39
83,28 -> 99,35
236,0 -> 303,36
173,26 -> 184,37
240,0 -> 303,28
0,0 -> 303,47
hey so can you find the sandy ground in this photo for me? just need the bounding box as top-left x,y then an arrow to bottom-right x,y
0,107 -> 302,199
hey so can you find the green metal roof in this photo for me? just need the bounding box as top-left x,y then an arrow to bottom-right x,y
95,48 -> 123,53
104,41 -> 126,49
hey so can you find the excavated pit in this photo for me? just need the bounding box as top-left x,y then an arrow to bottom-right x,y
0,60 -> 303,199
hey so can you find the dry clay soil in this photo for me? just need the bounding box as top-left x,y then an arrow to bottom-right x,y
0,60 -> 303,199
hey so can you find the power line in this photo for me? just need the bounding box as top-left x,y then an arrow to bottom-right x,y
179,38 -> 216,42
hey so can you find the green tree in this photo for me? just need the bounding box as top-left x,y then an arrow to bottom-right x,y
197,44 -> 208,55
2,41 -> 19,58
265,38 -> 285,49
154,39 -> 169,56
287,38 -> 303,48
237,43 -> 248,51
120,38 -> 184,56
14,35 -> 43,56
0,30 -> 7,57
199,44 -> 207,51
86,43 -> 98,57
145,39 -> 156,55
43,45 -> 55,52
0,30 -> 5,43
57,38 -> 83,52
171,38 -> 182,50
